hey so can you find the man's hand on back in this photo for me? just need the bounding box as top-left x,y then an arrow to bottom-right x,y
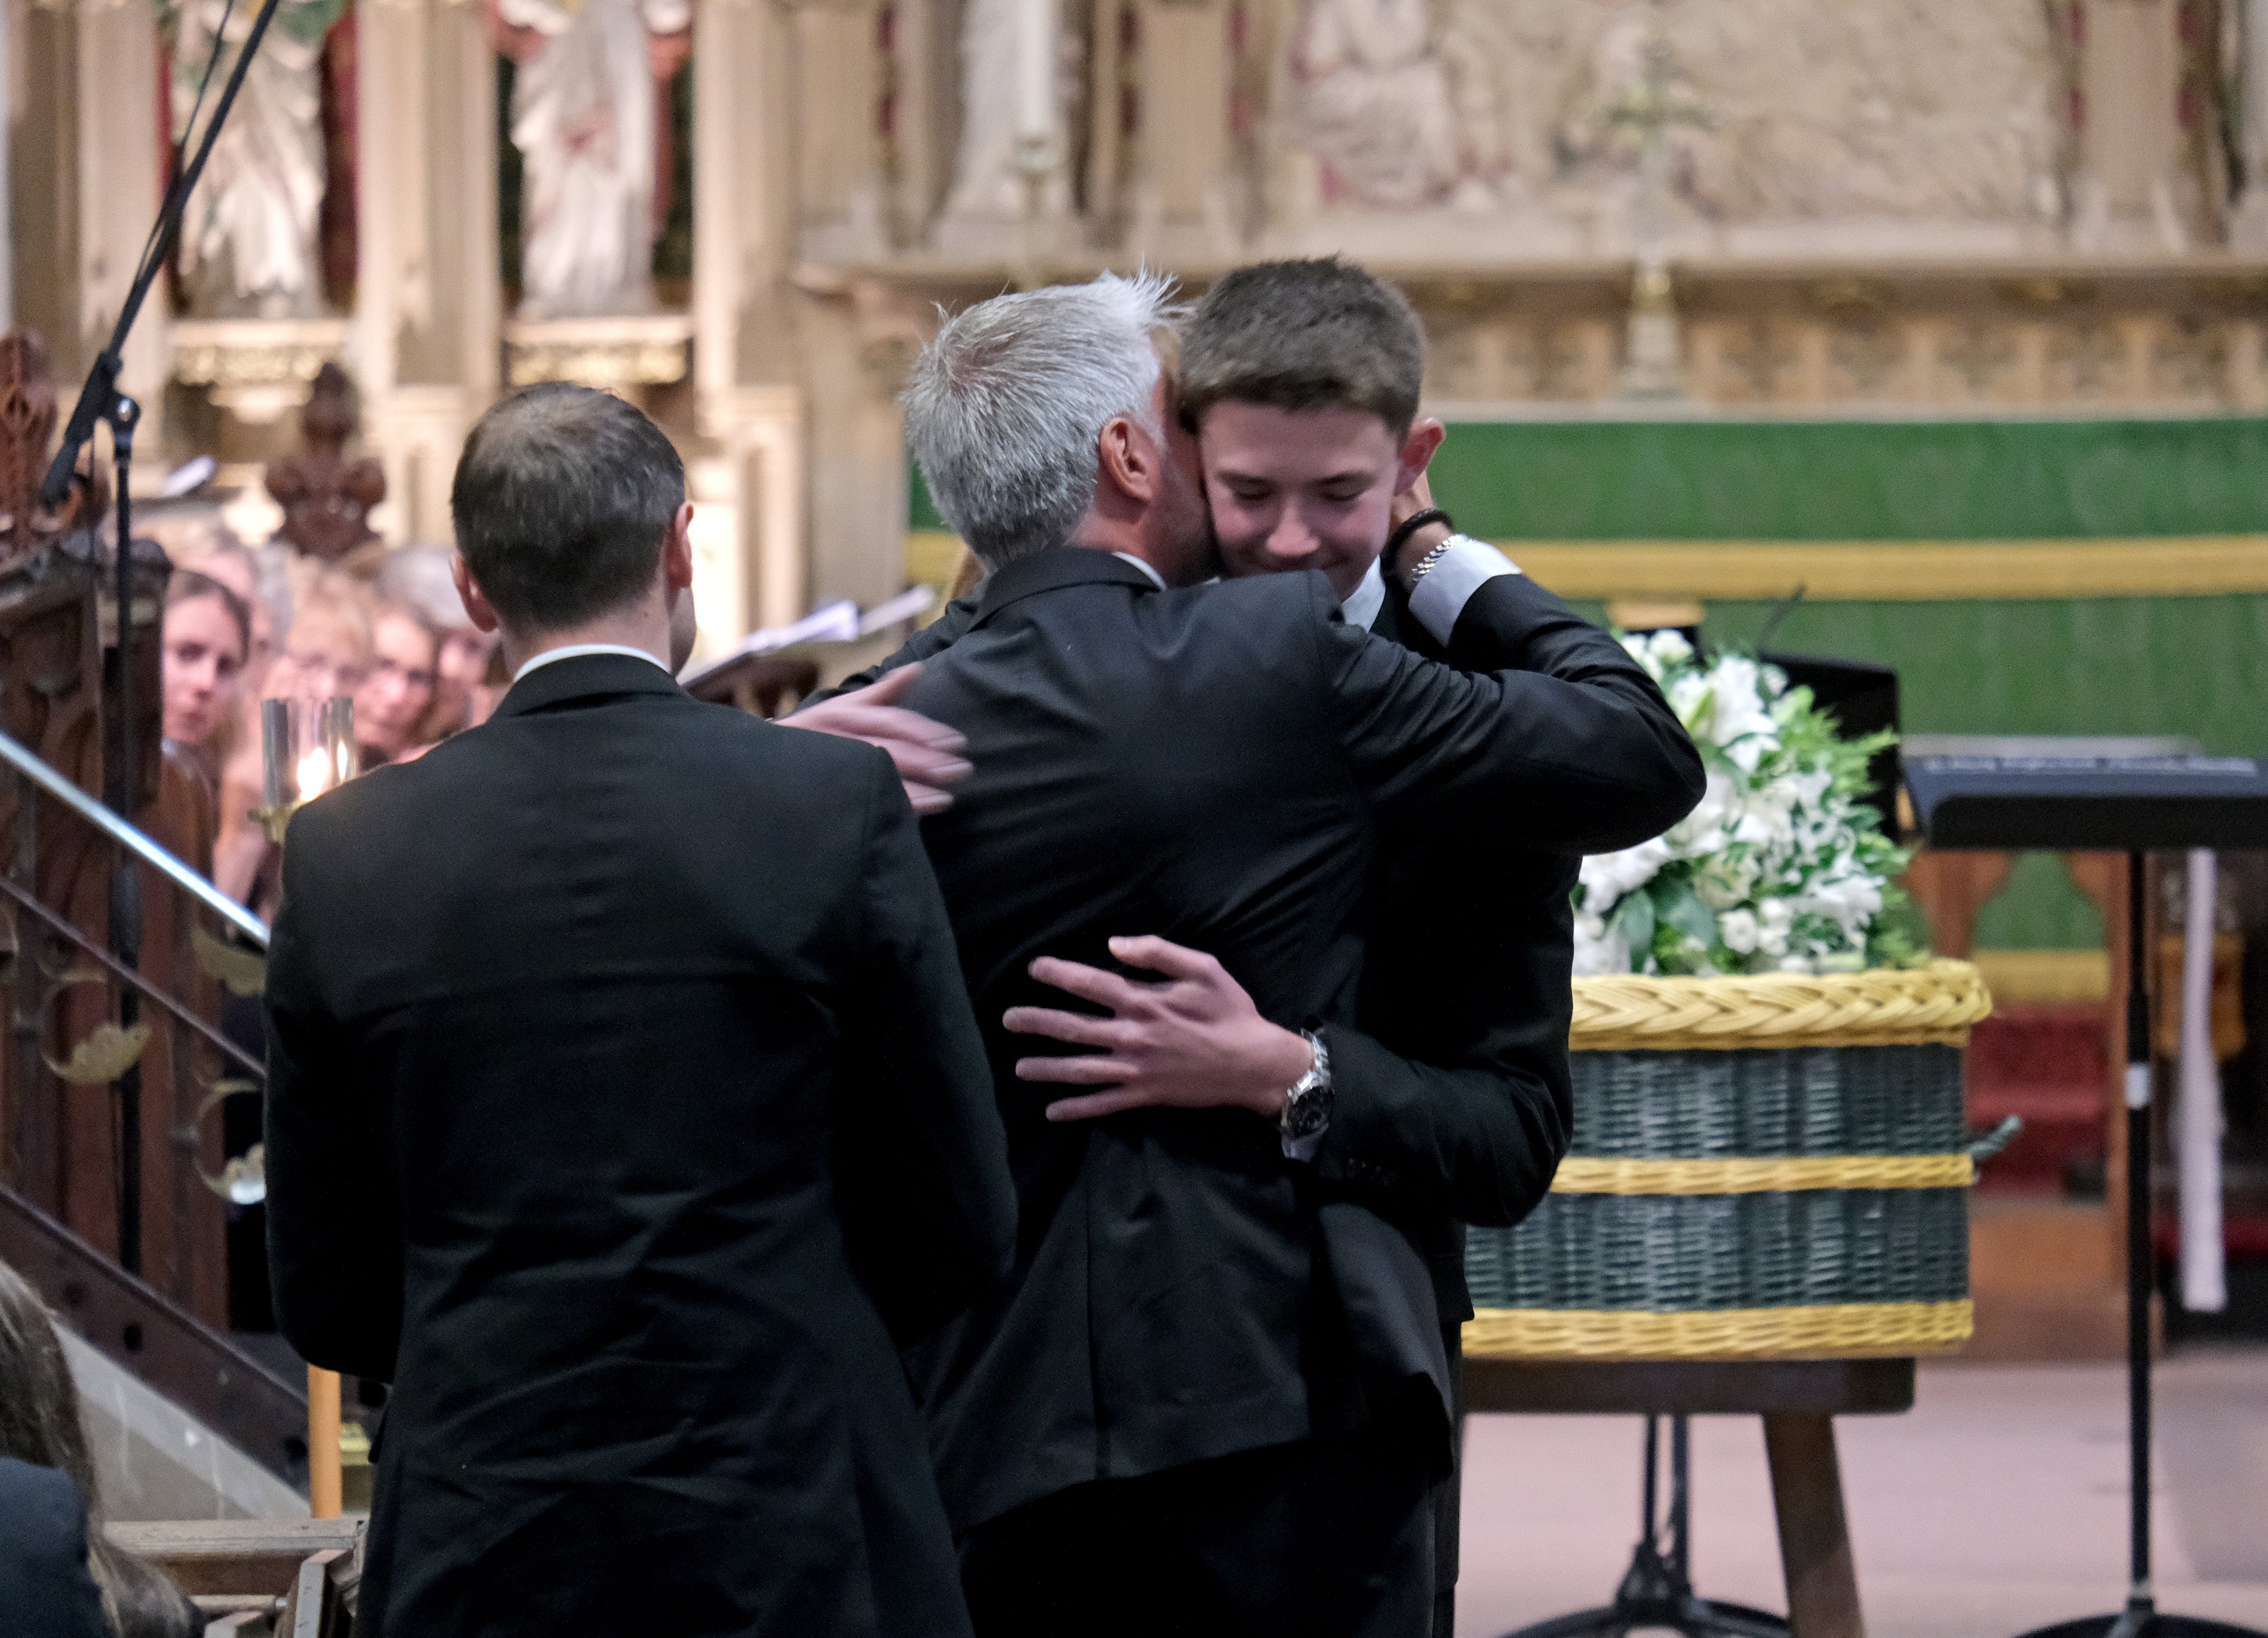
1005,936 -> 1314,1123
783,664 -> 973,814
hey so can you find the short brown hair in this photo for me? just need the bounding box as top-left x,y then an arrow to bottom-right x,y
451,384 -> 685,634
1177,259 -> 1426,437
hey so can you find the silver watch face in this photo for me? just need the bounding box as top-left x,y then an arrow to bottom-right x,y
1281,1083 -> 1333,1140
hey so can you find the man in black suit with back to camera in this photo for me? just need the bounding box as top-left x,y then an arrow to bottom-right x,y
262,384 -> 1017,1638
796,272 -> 1701,1638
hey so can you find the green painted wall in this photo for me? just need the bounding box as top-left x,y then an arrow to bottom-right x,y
1701,595 -> 2268,756
910,465 -> 950,532
1426,416 -> 2268,540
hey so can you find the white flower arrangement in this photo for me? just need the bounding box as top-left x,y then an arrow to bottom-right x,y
1573,631 -> 1928,979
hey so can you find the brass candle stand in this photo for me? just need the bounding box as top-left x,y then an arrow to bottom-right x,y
252,692 -> 358,1521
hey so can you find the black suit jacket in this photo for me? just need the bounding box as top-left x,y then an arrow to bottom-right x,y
0,1459 -> 110,1638
1320,581 -> 1582,1324
850,549 -> 1698,1532
265,654 -> 1017,1638
821,567 -> 1646,1323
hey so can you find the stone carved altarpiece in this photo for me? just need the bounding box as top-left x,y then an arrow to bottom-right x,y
1269,0 -> 2068,256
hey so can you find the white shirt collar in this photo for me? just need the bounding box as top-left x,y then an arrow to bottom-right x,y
512,643 -> 673,684
1110,552 -> 1168,591
1339,558 -> 1386,631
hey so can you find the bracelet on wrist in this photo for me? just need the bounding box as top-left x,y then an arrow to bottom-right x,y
1383,507 -> 1453,571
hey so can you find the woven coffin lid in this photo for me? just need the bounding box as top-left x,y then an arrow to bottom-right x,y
1570,958 -> 1993,1051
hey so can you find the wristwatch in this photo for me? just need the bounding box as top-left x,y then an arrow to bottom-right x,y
1278,1029 -> 1334,1142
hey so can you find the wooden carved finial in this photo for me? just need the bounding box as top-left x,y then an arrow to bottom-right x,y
0,330 -> 104,562
265,361 -> 386,561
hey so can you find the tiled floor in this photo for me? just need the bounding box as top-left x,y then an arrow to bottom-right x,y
1456,1348 -> 2268,1638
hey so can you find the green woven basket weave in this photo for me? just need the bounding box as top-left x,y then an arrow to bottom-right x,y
1463,961 -> 1997,1361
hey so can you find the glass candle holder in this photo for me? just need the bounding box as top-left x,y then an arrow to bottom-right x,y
259,697 -> 357,838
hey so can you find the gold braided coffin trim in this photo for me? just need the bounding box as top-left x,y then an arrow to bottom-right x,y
1569,959 -> 1992,1051
1463,1301 -> 1975,1361
1549,1153 -> 1975,1195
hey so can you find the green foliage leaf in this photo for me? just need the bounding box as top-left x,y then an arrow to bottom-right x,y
1651,878 -> 1719,949
1612,889 -> 1656,960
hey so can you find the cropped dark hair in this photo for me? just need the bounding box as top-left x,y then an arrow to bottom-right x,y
450,384 -> 685,634
1178,259 -> 1426,438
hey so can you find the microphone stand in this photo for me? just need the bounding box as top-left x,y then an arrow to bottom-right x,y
42,0 -> 288,1275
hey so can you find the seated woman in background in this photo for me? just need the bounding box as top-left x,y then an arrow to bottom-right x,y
0,1261 -> 199,1638
353,599 -> 440,767
158,572 -> 249,785
213,573 -> 375,913
374,543 -> 497,744
174,540 -> 279,700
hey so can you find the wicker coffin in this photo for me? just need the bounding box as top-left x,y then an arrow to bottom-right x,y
1463,960 -> 1994,1361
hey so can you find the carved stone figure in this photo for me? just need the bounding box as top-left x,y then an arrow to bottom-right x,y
1552,3 -> 1715,245
166,0 -> 347,316
1275,0 -> 2061,241
942,0 -> 1072,223
1288,0 -> 1466,209
486,0 -> 694,318
264,364 -> 385,563
2231,0 -> 2268,248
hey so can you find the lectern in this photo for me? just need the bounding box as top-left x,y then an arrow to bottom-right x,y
1903,754 -> 2268,1638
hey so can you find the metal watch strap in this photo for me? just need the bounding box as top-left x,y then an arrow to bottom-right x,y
1278,1028 -> 1332,1140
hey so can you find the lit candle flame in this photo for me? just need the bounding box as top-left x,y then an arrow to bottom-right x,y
297,746 -> 333,801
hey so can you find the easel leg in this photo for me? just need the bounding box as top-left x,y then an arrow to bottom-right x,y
1762,1412 -> 1863,1638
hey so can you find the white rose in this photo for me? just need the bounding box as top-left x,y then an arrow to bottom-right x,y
1719,908 -> 1761,954
1692,851 -> 1758,909
1580,837 -> 1672,903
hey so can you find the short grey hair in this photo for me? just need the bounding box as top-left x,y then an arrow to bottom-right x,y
904,271 -> 1186,571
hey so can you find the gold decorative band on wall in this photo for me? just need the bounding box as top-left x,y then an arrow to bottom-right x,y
1499,536 -> 2268,601
904,531 -> 2268,601
1462,1300 -> 1975,1361
1549,1152 -> 1974,1196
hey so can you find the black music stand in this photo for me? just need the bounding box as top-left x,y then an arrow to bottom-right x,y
1904,754 -> 2268,1638
1501,1412 -> 1788,1638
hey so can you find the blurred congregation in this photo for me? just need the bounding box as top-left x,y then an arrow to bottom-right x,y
154,521 -> 499,913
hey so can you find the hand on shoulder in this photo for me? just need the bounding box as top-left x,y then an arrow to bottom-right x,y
781,663 -> 973,815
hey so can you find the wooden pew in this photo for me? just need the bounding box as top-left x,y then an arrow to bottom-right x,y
108,1518 -> 362,1637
